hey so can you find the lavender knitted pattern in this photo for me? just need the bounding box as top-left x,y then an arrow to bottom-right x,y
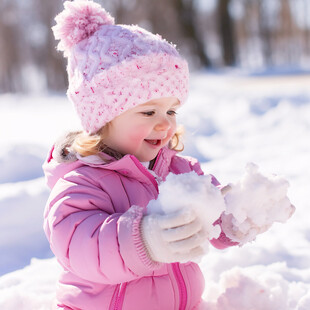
53,0 -> 189,134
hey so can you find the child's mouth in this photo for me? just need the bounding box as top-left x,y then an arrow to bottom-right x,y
144,139 -> 161,146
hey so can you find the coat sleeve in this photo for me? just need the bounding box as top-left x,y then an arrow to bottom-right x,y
209,218 -> 239,249
44,169 -> 160,285
169,154 -> 239,249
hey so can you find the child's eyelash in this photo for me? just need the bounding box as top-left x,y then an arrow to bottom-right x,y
141,111 -> 155,116
141,110 -> 177,116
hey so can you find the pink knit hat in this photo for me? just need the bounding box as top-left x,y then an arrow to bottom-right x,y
53,0 -> 189,134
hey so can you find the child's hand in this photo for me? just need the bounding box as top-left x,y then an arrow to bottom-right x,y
220,213 -> 273,244
141,209 -> 207,263
147,171 -> 225,241
221,163 -> 295,245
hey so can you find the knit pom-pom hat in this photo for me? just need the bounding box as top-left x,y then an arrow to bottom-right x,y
53,0 -> 189,134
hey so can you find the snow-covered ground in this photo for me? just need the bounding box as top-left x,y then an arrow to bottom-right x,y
0,71 -> 310,309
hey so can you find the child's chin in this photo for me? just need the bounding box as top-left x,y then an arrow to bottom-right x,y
136,152 -> 159,163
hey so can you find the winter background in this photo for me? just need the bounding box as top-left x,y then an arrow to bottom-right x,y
1,0 -> 310,309
0,70 -> 310,309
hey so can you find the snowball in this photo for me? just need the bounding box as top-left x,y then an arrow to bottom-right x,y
147,171 -> 225,241
223,163 -> 295,244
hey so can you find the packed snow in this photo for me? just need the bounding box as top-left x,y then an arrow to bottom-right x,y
0,71 -> 310,309
148,161 -> 295,249
148,172 -> 225,240
222,162 -> 295,244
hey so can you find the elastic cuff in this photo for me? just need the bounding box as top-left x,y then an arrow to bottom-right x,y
118,205 -> 162,275
211,218 -> 239,249
132,207 -> 162,269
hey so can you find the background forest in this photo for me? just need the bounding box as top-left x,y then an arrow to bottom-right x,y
0,0 -> 310,93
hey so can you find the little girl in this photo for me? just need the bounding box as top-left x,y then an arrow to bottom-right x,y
43,1 -> 294,309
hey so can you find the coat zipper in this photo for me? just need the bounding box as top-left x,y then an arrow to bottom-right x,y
132,151 -> 189,309
109,283 -> 127,310
172,263 -> 187,310
152,148 -> 162,171
130,155 -> 159,191
153,150 -> 188,309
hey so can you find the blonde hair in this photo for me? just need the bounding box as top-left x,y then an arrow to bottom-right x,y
72,124 -> 184,158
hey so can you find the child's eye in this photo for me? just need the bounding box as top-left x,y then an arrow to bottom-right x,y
167,110 -> 177,116
141,111 -> 155,116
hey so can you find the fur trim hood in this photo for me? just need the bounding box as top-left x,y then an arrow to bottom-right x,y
52,131 -> 80,163
52,131 -> 123,164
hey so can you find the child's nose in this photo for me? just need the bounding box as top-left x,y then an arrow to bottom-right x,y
154,116 -> 171,131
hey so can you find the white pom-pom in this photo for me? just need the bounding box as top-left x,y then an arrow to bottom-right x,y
52,0 -> 114,56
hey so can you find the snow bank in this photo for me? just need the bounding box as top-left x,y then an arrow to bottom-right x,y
147,172 -> 225,240
201,263 -> 310,310
0,144 -> 46,184
0,258 -> 60,310
0,178 -> 52,275
1,258 -> 309,310
1,72 -> 309,309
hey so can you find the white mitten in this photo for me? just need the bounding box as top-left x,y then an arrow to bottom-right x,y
221,163 -> 295,245
141,209 -> 207,263
220,212 -> 272,244
147,172 -> 225,241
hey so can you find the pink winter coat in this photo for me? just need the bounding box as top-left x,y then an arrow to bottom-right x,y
43,144 -> 235,310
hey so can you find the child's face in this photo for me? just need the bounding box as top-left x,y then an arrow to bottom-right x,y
104,97 -> 180,162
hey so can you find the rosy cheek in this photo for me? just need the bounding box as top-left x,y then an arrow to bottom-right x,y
127,128 -> 148,144
168,125 -> 177,137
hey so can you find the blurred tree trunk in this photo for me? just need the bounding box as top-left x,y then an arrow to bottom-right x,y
279,0 -> 295,63
3,0 -> 310,93
0,0 -> 67,93
217,0 -> 236,66
34,0 -> 67,91
304,0 -> 310,54
113,0 -> 126,23
172,0 -> 211,67
120,0 -> 212,67
0,2 -> 24,93
242,0 -> 260,63
258,0 -> 273,65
